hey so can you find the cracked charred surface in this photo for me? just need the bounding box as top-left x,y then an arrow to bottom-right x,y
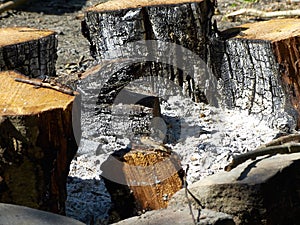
0,27 -> 57,78
210,19 -> 300,131
82,0 -> 215,102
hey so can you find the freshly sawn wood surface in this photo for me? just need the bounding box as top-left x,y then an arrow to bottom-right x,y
0,71 -> 78,214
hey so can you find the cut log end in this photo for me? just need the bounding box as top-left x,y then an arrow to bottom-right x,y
0,71 -> 78,214
0,27 -> 55,48
236,18 -> 300,42
88,0 -> 205,12
0,71 -> 75,116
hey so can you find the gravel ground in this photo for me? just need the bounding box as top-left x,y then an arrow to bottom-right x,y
1,0 -> 299,225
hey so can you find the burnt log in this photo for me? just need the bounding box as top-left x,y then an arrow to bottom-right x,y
0,27 -> 57,77
0,71 -> 78,214
78,63 -> 165,143
122,148 -> 183,210
211,18 -> 300,130
101,145 -> 183,223
82,0 -> 215,102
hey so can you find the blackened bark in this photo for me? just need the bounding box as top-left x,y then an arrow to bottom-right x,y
82,0 -> 215,102
0,27 -> 57,78
210,19 -> 300,130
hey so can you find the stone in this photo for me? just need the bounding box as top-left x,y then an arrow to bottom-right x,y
169,152 -> 300,224
112,206 -> 234,225
0,203 -> 84,225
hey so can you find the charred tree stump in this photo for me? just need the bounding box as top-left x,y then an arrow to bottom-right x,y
82,0 -> 213,60
82,0 -> 215,102
211,19 -> 300,130
0,71 -> 78,214
0,27 -> 57,77
78,63 -> 163,142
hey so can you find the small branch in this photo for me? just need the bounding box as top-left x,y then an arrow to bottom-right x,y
225,133 -> 300,171
14,77 -> 78,96
184,165 -> 203,224
225,139 -> 300,171
258,133 -> 300,148
224,9 -> 300,20
184,165 -> 197,225
0,0 -> 28,14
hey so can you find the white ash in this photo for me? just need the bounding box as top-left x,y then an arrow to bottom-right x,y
66,95 -> 280,224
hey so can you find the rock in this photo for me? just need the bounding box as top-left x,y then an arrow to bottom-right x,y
112,207 -> 234,225
169,152 -> 300,225
0,203 -> 84,225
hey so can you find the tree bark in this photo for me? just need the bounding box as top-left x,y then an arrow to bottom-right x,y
0,71 -> 78,214
210,18 -> 300,130
78,63 -> 163,142
82,0 -> 215,102
101,146 -> 183,222
122,149 -> 183,210
0,27 -> 57,78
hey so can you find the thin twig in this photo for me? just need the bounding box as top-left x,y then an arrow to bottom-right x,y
184,165 -> 204,224
225,143 -> 300,171
0,0 -> 28,14
224,9 -> 300,20
14,77 -> 78,96
184,165 -> 197,225
258,133 -> 300,148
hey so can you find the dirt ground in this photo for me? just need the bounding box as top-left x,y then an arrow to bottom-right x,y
0,0 -> 298,86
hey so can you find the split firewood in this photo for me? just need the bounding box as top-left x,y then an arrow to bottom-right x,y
224,9 -> 300,21
225,133 -> 300,171
102,148 -> 183,214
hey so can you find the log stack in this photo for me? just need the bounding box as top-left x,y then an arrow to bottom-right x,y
0,71 -> 78,214
0,27 -> 57,78
211,19 -> 300,130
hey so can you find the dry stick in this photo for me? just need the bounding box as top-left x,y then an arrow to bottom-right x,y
184,165 -> 204,224
14,78 -> 78,96
258,133 -> 300,148
184,165 -> 197,225
224,9 -> 300,20
0,0 -> 28,14
225,133 -> 300,171
225,142 -> 300,171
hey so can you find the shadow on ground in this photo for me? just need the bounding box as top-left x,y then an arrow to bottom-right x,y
17,0 -> 108,15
